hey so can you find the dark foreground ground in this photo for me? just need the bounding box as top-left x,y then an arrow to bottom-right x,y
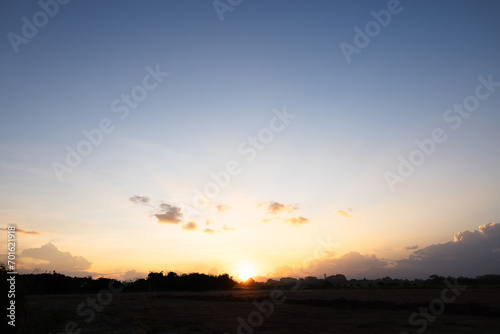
22,288 -> 500,333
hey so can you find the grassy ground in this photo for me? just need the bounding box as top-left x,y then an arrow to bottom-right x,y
20,288 -> 500,333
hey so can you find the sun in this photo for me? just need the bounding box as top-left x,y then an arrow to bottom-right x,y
236,262 -> 256,281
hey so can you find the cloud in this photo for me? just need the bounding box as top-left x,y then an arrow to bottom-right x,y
203,226 -> 234,233
21,243 -> 92,273
336,208 -> 352,218
216,204 -> 231,213
202,225 -> 234,233
392,223 -> 500,278
122,269 -> 147,281
183,221 -> 198,231
0,227 -> 41,235
303,251 -> 390,278
262,201 -> 299,215
267,201 -> 286,214
258,201 -> 306,226
262,216 -> 308,225
282,216 -> 309,225
155,203 -> 182,224
386,245 -> 419,252
203,228 -> 219,234
208,267 -> 219,276
291,223 -> 500,279
129,195 -> 150,205
272,265 -> 296,277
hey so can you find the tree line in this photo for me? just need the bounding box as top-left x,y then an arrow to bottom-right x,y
2,264 -> 500,296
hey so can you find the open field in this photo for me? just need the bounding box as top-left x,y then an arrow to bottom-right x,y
23,288 -> 500,334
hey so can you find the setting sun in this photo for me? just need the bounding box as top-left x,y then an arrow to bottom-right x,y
236,262 -> 256,281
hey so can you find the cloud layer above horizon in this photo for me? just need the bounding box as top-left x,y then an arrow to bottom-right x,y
274,223 -> 500,279
7,223 -> 499,280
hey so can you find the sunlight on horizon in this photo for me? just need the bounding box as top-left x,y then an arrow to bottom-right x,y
235,261 -> 257,281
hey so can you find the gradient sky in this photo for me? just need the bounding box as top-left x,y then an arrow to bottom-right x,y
1,0 -> 500,281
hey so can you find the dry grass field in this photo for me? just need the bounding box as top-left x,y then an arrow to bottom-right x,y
23,288 -> 500,334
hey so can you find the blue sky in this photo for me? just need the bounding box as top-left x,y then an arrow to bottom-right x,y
1,0 -> 499,280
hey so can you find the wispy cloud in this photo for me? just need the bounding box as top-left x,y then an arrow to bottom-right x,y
0,227 -> 41,235
129,195 -> 150,205
336,208 -> 352,218
280,216 -> 308,225
202,225 -> 234,233
203,228 -> 219,234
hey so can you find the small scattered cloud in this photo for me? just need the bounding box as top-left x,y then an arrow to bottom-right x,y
155,203 -> 182,224
262,216 -> 309,225
336,208 -> 352,218
203,228 -> 219,234
282,216 -> 309,225
258,201 -> 307,226
129,195 -> 150,205
216,204 -> 231,213
203,225 -> 234,233
183,221 -> 198,231
0,227 -> 41,235
403,245 -> 419,251
261,201 -> 299,215
130,196 -> 234,234
267,201 -> 286,214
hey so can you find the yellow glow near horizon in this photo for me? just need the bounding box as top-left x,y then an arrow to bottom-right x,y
236,262 -> 256,281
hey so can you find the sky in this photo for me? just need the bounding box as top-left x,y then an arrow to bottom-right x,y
1,0 -> 499,281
